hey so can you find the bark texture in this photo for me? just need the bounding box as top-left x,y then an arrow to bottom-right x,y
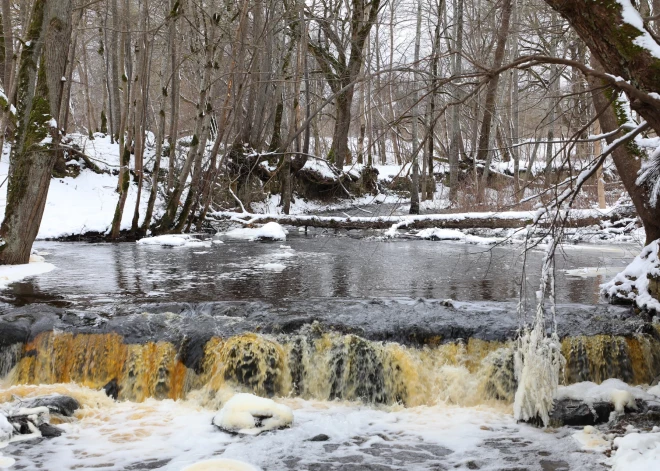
0,0 -> 73,264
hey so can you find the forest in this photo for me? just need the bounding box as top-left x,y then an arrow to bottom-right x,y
0,0 -> 659,470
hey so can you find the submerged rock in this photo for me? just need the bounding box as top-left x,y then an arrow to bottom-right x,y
212,393 -> 293,435
23,395 -> 80,417
307,433 -> 330,442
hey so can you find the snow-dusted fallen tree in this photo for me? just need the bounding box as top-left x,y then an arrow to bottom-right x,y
208,208 -> 615,232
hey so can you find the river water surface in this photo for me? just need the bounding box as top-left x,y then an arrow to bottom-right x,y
0,234 -> 645,471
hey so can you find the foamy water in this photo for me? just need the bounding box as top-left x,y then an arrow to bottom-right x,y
0,383 -> 603,470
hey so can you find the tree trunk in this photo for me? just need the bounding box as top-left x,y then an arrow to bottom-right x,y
109,0 -> 133,240
588,72 -> 660,244
476,0 -> 513,202
0,0 -> 73,265
409,0 -> 422,215
449,0 -> 463,202
158,17 -> 216,233
167,0 -> 180,193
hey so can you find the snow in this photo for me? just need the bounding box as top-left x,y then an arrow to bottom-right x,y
648,384 -> 660,397
225,222 -> 287,241
556,379 -> 654,413
609,432 -> 660,471
616,0 -> 660,59
564,266 -> 625,278
416,228 -> 502,245
212,393 -> 293,436
182,459 -> 261,471
0,414 -> 11,443
257,263 -> 286,272
250,191 -> 402,215
0,134 -> 165,239
300,158 -> 337,180
137,234 -> 212,248
602,239 -> 660,312
0,259 -> 55,289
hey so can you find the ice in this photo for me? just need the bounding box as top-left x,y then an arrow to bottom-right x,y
0,260 -> 55,289
212,393 -> 293,436
609,432 -> 660,471
182,459 -> 261,471
225,222 -> 287,241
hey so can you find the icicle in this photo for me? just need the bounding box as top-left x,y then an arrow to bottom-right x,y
513,235 -> 566,426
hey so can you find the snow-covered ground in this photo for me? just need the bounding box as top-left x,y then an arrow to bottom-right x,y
0,135 -> 158,239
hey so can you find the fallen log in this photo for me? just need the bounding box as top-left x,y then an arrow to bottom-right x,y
207,208 -> 615,231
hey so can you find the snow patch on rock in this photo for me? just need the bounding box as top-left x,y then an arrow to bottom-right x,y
257,263 -> 286,272
556,379 -> 652,413
225,222 -> 287,241
602,240 -> 660,312
137,234 -> 212,248
212,393 -> 293,435
416,228 -> 502,245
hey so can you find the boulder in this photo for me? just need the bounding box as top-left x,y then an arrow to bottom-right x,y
548,399 -> 613,427
212,393 -> 293,435
4,406 -> 50,436
23,395 -> 80,417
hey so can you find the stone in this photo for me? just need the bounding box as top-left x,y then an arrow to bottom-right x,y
38,423 -> 64,438
308,434 -> 330,442
103,378 -> 120,400
548,399 -> 613,427
23,395 -> 80,417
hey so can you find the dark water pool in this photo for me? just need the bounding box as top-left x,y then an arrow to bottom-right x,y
0,231 -> 639,309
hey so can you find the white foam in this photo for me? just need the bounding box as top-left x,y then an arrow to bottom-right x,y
181,458 -> 261,471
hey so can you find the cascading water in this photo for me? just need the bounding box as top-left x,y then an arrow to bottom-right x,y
3,323 -> 660,409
